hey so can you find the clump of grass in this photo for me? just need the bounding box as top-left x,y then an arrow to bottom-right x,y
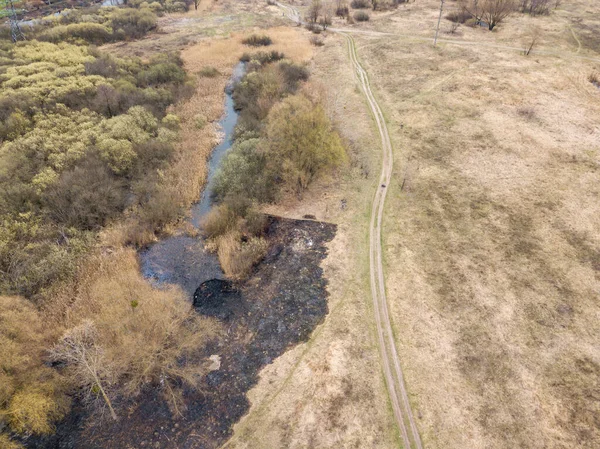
353,10 -> 370,21
217,232 -> 268,279
198,66 -> 220,78
517,106 -> 536,120
310,35 -> 325,47
589,72 -> 600,88
193,114 -> 207,129
242,34 -> 273,47
240,50 -> 285,64
202,205 -> 239,239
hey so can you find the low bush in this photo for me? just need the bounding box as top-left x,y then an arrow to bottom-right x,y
110,7 -> 157,39
446,9 -> 471,24
310,35 -> 325,46
353,10 -> 370,21
240,50 -> 285,64
278,60 -> 310,90
351,0 -> 370,8
242,34 -> 273,47
38,23 -> 113,45
589,72 -> 600,88
42,156 -> 127,230
198,66 -> 220,78
336,4 -> 349,16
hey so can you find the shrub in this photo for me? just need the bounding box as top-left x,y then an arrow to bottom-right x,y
85,54 -> 120,78
336,4 -> 349,16
589,72 -> 600,88
240,50 -> 285,64
353,10 -> 370,21
43,156 -> 127,230
446,9 -> 471,24
310,35 -> 325,46
212,138 -> 276,204
266,94 -> 346,192
242,34 -> 273,47
351,0 -> 370,8
110,8 -> 157,39
38,23 -> 113,45
278,60 -> 310,91
137,62 -> 186,86
198,66 -> 220,78
138,186 -> 182,232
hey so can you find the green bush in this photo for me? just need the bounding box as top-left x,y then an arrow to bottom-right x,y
137,62 -> 186,86
266,94 -> 346,191
212,138 -> 276,204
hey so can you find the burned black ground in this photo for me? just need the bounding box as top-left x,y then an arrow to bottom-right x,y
26,216 -> 336,449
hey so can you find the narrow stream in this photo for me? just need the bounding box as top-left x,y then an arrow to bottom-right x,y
139,63 -> 246,295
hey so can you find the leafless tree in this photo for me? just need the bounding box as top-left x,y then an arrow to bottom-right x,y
461,0 -> 515,30
49,321 -> 118,421
193,0 -> 200,10
519,0 -> 551,15
523,25 -> 541,55
307,0 -> 322,23
319,7 -> 333,29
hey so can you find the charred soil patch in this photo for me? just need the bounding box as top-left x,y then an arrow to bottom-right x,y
27,216 -> 336,449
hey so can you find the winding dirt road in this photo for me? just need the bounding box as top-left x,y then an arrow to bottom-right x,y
342,33 -> 423,449
276,3 -> 423,447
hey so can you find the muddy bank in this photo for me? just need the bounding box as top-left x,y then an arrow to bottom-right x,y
27,216 -> 336,449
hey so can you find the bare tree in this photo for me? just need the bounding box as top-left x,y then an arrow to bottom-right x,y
307,0 -> 323,23
481,0 -> 515,30
461,0 -> 515,30
194,0 -> 200,10
523,25 -> 541,55
319,7 -> 333,29
49,321 -> 118,421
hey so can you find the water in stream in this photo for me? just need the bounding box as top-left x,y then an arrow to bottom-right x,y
139,63 -> 246,296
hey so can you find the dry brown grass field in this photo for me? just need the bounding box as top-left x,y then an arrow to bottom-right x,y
221,0 -> 600,448
334,1 -> 600,448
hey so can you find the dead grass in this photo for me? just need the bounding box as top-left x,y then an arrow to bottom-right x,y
345,1 -> 600,448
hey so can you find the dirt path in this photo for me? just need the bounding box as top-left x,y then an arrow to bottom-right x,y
342,32 -> 423,449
